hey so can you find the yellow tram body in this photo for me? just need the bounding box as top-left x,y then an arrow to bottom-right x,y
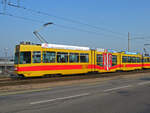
143,57 -> 150,69
94,51 -> 121,73
13,42 -> 147,78
14,44 -> 92,77
120,52 -> 142,71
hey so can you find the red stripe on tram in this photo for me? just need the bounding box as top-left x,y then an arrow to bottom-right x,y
17,65 -> 83,71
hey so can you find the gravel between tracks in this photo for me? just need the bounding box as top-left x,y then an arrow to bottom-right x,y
0,70 -> 150,93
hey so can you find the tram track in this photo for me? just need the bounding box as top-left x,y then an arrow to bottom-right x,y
0,69 -> 150,87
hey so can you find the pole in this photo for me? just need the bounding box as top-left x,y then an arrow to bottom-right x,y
4,48 -> 8,74
128,32 -> 130,52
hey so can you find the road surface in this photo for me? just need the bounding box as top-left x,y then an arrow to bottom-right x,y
0,73 -> 150,113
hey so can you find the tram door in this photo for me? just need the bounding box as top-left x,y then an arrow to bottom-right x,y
103,53 -> 112,71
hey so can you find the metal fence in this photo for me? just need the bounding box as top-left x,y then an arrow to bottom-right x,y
0,60 -> 14,77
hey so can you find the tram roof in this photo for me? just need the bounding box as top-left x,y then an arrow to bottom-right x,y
41,43 -> 90,51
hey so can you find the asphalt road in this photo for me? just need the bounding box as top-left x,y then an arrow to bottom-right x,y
1,73 -> 150,113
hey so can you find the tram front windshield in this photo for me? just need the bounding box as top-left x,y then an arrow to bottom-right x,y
14,52 -> 19,64
15,52 -> 31,64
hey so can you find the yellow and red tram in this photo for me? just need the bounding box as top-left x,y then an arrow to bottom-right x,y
93,49 -> 121,73
143,56 -> 150,69
14,43 -> 92,77
120,51 -> 142,71
13,42 -> 149,78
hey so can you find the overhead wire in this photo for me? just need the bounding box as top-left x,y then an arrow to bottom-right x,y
132,36 -> 150,39
131,33 -> 150,40
3,1 -> 150,42
0,12 -> 127,40
1,1 -> 149,52
0,12 -> 45,23
7,2 -> 127,37
131,36 -> 150,43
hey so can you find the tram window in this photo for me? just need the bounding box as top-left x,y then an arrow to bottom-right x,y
145,58 -> 149,62
57,52 -> 68,63
97,54 -> 103,62
80,53 -> 89,63
32,51 -> 41,63
97,54 -> 103,66
112,55 -> 117,62
14,52 -> 19,64
137,57 -> 140,63
69,53 -> 79,63
131,57 -> 136,63
112,55 -> 117,66
43,51 -> 56,63
145,58 -> 148,62
122,56 -> 127,63
146,58 -> 148,62
144,58 -> 147,62
146,58 -> 149,62
148,58 -> 150,62
147,58 -> 149,62
20,52 -> 31,64
128,56 -> 132,63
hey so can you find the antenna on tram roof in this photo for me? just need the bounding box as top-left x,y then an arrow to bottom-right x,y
33,22 -> 53,43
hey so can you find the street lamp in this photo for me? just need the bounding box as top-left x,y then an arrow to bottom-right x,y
33,22 -> 53,43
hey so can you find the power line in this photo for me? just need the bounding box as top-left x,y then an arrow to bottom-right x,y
132,36 -> 150,39
0,12 -> 45,23
0,12 -> 127,40
54,24 -> 127,40
7,2 -> 127,37
53,24 -> 108,36
131,32 -> 150,39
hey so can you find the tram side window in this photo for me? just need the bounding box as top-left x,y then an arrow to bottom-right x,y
14,52 -> 19,64
97,54 -> 103,66
80,53 -> 89,63
69,53 -> 79,63
128,56 -> 132,63
146,58 -> 148,62
137,57 -> 141,63
32,51 -> 41,63
112,55 -> 117,66
122,56 -> 127,63
20,52 -> 31,64
131,57 -> 136,63
148,58 -> 150,62
144,58 -> 147,62
144,58 -> 149,62
43,51 -> 56,63
57,52 -> 68,63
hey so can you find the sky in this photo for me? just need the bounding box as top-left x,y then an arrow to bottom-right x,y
0,0 -> 150,57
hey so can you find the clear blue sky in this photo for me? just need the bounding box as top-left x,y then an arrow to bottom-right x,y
0,0 -> 150,57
